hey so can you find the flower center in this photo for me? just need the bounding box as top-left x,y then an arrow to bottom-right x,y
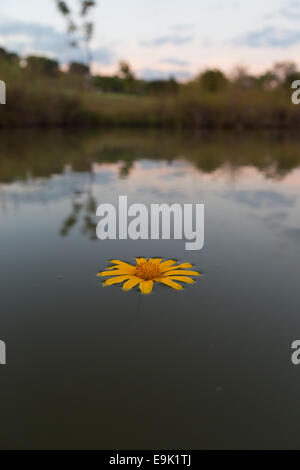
135,261 -> 161,280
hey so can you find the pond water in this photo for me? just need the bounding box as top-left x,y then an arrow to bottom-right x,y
0,129 -> 300,449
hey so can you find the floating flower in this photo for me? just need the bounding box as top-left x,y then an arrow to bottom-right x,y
97,258 -> 200,294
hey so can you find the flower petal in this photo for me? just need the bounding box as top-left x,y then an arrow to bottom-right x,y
161,263 -> 193,273
158,259 -> 176,271
136,257 -> 147,264
99,269 -> 134,276
149,258 -> 162,264
109,260 -> 136,271
167,276 -> 195,284
162,270 -> 200,277
140,280 -> 154,294
159,278 -> 183,290
103,275 -> 131,286
122,277 -> 140,291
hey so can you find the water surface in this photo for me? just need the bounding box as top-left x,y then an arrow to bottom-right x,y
0,129 -> 300,449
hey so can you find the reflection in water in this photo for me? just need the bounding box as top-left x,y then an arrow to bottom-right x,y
1,129 -> 300,185
1,129 -> 300,244
60,174 -> 97,240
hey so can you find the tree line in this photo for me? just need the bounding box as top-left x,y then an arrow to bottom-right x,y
1,45 -> 299,97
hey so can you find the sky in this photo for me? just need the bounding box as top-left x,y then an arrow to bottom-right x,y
1,0 -> 300,79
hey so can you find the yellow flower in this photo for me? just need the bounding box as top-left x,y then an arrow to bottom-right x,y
97,258 -> 200,294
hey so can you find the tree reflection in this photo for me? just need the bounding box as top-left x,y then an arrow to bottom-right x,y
1,128 -> 300,242
1,129 -> 300,185
60,172 -> 97,240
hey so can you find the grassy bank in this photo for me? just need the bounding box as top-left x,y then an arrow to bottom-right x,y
2,84 -> 300,130
84,87 -> 300,129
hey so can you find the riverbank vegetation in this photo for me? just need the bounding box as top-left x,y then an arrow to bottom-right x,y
1,47 -> 300,129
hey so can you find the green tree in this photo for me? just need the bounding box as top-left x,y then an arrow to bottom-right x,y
232,66 -> 256,90
0,47 -> 19,66
69,61 -> 90,76
199,69 -> 228,93
271,62 -> 300,89
272,61 -> 297,84
146,78 -> 178,95
118,61 -> 136,93
256,71 -> 278,90
26,56 -> 59,76
118,61 -> 135,81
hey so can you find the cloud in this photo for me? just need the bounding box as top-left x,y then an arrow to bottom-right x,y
222,190 -> 295,209
0,20 -> 114,65
92,48 -> 114,64
264,1 -> 300,22
232,26 -> 300,48
279,0 -> 300,21
160,57 -> 189,66
170,24 -> 195,32
279,9 -> 300,21
140,68 -> 192,80
140,34 -> 194,47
